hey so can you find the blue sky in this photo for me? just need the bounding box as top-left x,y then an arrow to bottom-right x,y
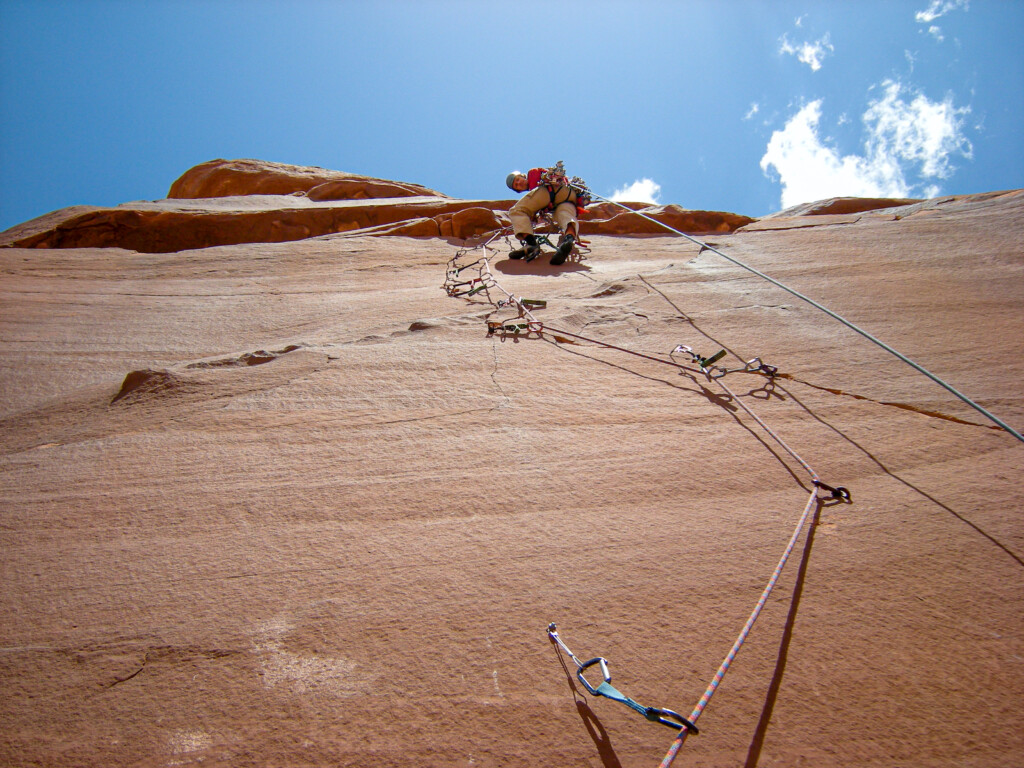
1,0 -> 1021,231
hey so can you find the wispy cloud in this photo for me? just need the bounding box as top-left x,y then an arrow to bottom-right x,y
779,32 -> 834,71
744,102 -> 760,121
916,0 -> 968,40
865,81 -> 972,178
915,0 -> 969,23
759,81 -> 972,209
610,178 -> 661,204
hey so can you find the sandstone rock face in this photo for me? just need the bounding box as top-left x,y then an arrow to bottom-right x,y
1,165 -> 1022,767
764,196 -> 924,217
0,159 -> 756,254
589,203 -> 754,234
1,196 -> 501,252
167,158 -> 444,199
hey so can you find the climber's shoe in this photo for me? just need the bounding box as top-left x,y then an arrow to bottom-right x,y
551,234 -> 575,265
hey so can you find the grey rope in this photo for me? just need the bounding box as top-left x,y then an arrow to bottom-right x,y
585,192 -> 1024,444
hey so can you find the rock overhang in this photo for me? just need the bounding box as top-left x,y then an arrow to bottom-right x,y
1,158 -> 757,253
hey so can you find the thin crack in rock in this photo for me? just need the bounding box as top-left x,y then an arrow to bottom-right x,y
779,374 -> 1002,431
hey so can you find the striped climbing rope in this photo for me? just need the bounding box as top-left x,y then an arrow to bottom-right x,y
444,246 -> 852,763
658,488 -> 821,766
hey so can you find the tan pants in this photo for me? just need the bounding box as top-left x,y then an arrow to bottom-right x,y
509,185 -> 578,238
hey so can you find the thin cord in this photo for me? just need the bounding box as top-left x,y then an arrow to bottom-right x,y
587,193 -> 1023,444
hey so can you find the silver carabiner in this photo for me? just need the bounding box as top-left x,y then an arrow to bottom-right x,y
575,656 -> 613,696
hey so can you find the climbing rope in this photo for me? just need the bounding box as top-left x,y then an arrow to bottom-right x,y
658,487 -> 821,766
571,188 -> 1023,444
446,246 -> 851,498
444,244 -> 853,760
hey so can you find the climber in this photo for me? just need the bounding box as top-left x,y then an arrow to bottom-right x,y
505,163 -> 587,265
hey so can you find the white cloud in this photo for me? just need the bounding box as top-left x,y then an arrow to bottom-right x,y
779,33 -> 834,71
864,81 -> 972,178
759,82 -> 972,209
927,24 -> 945,41
744,102 -> 760,121
916,0 -> 969,24
610,178 -> 661,204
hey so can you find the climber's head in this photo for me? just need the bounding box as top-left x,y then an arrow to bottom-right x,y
506,173 -> 528,193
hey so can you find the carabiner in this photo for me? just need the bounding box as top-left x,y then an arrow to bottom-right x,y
576,656 -> 612,697
813,479 -> 852,501
646,707 -> 699,734
547,623 -> 698,734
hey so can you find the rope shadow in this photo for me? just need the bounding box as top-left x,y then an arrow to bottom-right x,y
776,381 -> 1024,569
550,635 -> 624,768
744,499 -> 822,768
637,273 -> 741,361
638,271 -> 1022,565
536,333 -> 814,494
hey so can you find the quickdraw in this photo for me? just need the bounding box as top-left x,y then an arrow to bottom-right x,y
446,276 -> 493,298
443,247 -> 855,761
547,623 -> 698,734
671,345 -> 780,380
486,319 -> 543,337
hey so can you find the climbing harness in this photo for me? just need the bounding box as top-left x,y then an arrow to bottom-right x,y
565,187 -> 1023,444
539,160 -> 594,215
507,161 -> 594,263
547,623 -> 699,734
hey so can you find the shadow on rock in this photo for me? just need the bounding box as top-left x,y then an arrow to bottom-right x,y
549,630 -> 623,767
576,699 -> 623,768
493,257 -> 591,276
